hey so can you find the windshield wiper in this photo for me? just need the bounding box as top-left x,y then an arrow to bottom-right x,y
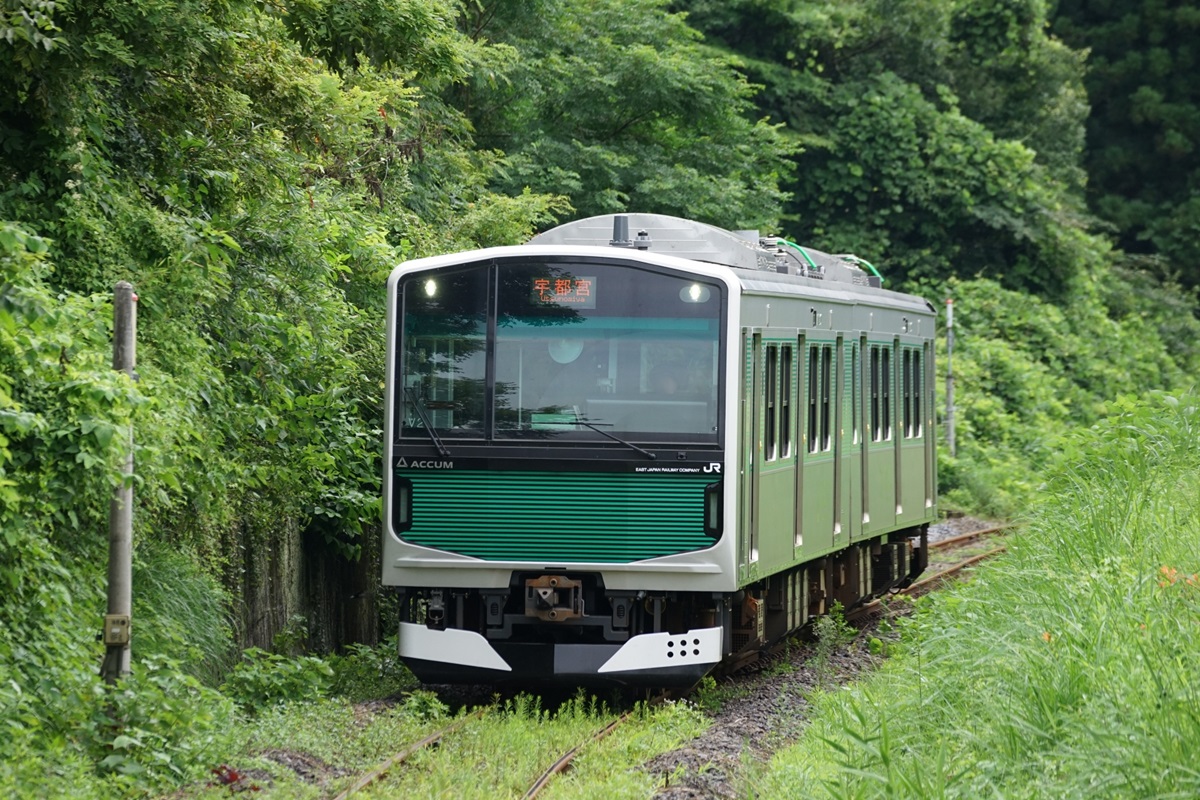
404,387 -> 451,458
536,417 -> 657,461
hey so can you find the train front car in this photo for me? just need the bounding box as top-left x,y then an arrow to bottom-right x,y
383,221 -> 738,686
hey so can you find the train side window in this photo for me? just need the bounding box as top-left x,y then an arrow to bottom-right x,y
902,349 -> 913,438
820,345 -> 832,451
807,344 -> 819,454
850,343 -> 858,444
780,345 -> 792,458
912,349 -> 922,437
902,348 -> 923,439
765,344 -> 777,461
881,346 -> 892,441
870,345 -> 881,442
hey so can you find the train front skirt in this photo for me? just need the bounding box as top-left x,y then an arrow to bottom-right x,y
397,622 -> 722,686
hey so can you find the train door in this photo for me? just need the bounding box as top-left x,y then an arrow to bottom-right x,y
799,338 -> 835,559
739,330 -> 760,580
897,340 -> 928,524
756,338 -> 796,571
865,339 -> 896,532
844,339 -> 862,542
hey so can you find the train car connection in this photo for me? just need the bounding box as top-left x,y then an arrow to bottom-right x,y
382,213 -> 937,686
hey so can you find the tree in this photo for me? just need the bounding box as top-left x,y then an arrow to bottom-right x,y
455,0 -> 796,230
0,0 -> 567,654
674,0 -> 1095,299
1053,0 -> 1200,289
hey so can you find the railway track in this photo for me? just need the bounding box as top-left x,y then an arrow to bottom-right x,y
332,524 -> 1012,798
522,707 -> 640,799
330,696 -> 663,799
853,522 -> 1011,620
330,707 -> 490,800
724,523 -> 1013,673
919,522 -> 1010,585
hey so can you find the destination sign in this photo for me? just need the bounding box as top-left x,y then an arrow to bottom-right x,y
531,276 -> 596,308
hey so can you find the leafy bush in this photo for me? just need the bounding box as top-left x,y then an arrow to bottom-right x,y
86,657 -> 237,790
809,601 -> 856,684
327,637 -> 418,702
927,275 -> 1195,516
132,543 -> 236,685
222,648 -> 334,712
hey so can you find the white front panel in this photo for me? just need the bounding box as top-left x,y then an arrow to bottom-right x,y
597,626 -> 723,673
398,622 -> 512,672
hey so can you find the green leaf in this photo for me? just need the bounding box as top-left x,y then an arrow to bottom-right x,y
111,734 -> 142,750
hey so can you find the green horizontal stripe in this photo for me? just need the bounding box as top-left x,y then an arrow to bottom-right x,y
400,470 -> 714,562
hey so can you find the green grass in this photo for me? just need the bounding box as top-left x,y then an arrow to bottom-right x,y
757,391 -> 1200,799
184,692 -> 452,798
355,694 -> 706,799
184,690 -> 707,799
549,699 -> 709,799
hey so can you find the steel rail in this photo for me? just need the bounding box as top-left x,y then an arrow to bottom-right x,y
927,523 -> 1013,550
522,710 -> 633,799
853,542 -> 1008,621
524,690 -> 679,800
332,706 -> 489,799
908,546 -> 1007,593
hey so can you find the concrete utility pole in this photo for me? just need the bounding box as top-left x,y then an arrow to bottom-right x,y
101,281 -> 136,684
945,298 -> 956,458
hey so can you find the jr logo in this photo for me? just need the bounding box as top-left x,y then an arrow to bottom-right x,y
703,462 -> 722,474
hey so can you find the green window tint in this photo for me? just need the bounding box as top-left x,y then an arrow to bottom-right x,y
902,348 -> 922,439
398,258 -> 724,446
807,344 -> 819,453
869,344 -> 892,443
765,345 -> 777,460
850,343 -> 859,444
494,262 -> 721,443
807,343 -> 833,454
913,349 -> 922,437
882,346 -> 892,441
902,349 -> 913,438
400,267 -> 490,436
820,345 -> 832,451
780,345 -> 793,458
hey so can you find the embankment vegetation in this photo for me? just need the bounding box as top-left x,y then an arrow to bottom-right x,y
758,390 -> 1200,798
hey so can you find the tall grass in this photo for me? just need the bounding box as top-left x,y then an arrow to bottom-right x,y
759,391 -> 1200,798
133,541 -> 237,685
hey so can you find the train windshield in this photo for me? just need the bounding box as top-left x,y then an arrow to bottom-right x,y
398,257 -> 723,444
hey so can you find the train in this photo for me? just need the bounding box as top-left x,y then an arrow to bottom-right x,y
382,213 -> 937,686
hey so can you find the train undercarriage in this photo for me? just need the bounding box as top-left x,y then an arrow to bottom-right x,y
395,525 -> 929,687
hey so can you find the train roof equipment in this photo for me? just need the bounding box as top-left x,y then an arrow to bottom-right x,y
529,213 -> 885,287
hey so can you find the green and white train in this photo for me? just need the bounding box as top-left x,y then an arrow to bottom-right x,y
383,213 -> 937,686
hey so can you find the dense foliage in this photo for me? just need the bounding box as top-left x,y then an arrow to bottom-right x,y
458,0 -> 796,227
1053,0 -> 1200,290
676,0 -> 1092,299
1,0 -> 1198,794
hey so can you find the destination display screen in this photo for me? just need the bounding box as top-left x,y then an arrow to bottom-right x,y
531,276 -> 596,308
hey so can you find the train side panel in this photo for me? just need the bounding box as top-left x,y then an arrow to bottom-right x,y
732,283 -> 937,595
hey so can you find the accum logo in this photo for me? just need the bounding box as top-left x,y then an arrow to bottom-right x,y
396,457 -> 454,470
